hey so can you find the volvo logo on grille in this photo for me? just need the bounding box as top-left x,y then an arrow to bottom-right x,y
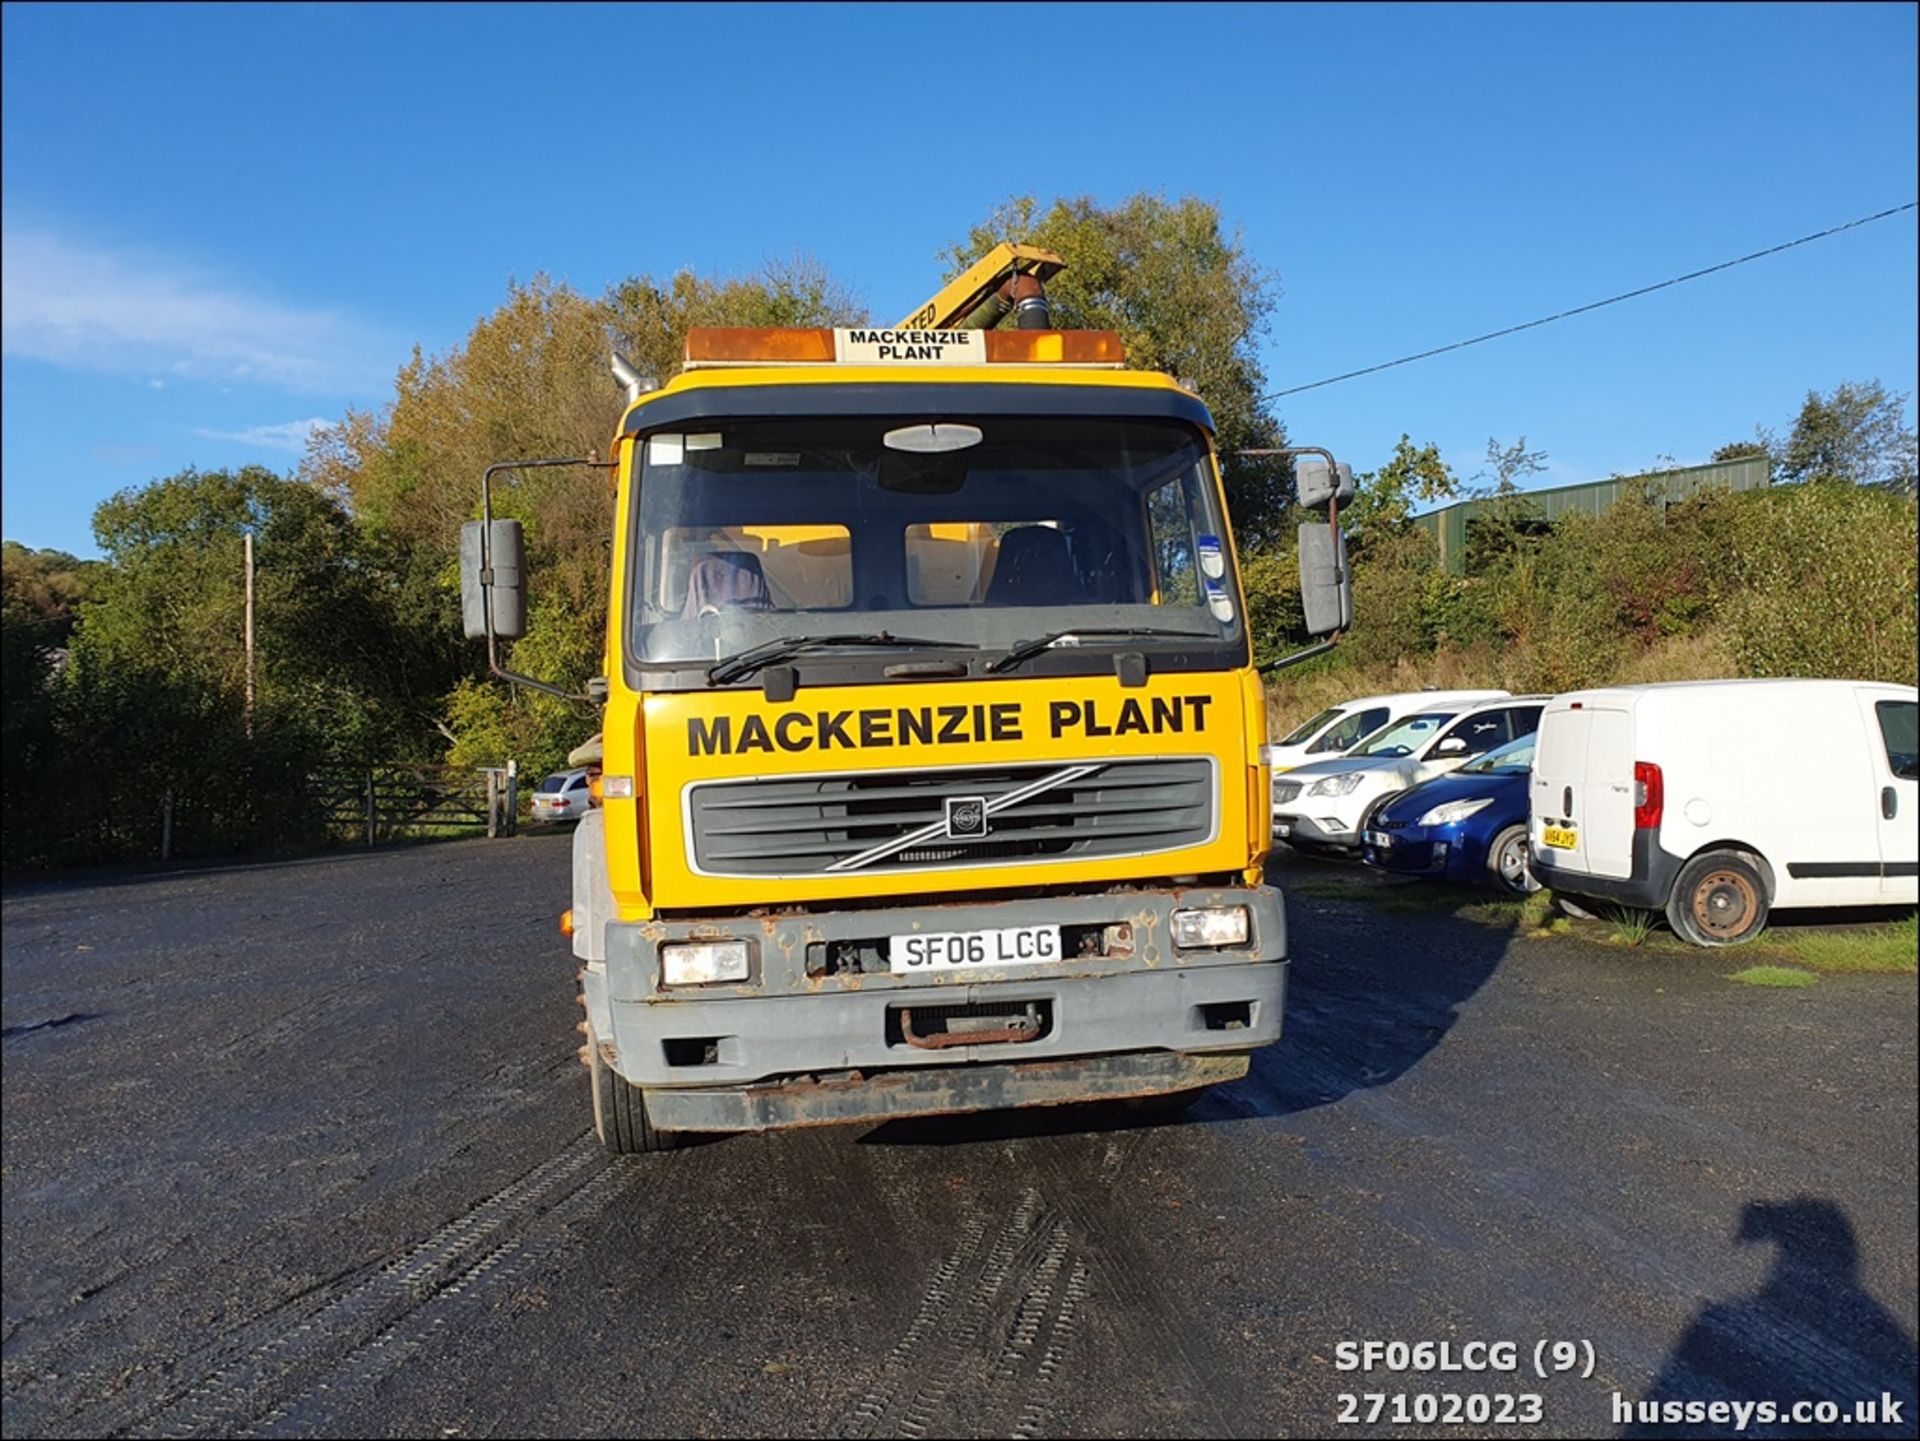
944,796 -> 989,839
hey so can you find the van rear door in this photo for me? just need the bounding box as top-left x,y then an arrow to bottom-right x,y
1532,704 -> 1635,878
1582,708 -> 1636,879
1532,707 -> 1591,875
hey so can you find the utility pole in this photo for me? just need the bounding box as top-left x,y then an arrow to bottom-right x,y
243,531 -> 255,740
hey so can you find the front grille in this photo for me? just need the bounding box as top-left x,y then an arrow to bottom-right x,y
1272,779 -> 1303,804
687,757 -> 1216,877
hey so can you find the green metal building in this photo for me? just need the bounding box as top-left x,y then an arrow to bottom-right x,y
1413,455 -> 1771,573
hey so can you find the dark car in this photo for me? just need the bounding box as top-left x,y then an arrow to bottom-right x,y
1362,733 -> 1538,893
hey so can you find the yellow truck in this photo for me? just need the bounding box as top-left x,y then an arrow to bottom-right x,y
461,247 -> 1353,1151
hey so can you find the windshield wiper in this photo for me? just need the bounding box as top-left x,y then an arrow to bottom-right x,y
984,627 -> 1221,675
709,632 -> 974,684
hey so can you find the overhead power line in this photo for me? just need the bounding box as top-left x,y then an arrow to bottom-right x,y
1265,201 -> 1918,401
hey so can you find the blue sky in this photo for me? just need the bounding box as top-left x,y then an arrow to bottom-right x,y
3,1 -> 1915,556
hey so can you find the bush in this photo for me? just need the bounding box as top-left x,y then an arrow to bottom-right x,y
1252,480 -> 1918,734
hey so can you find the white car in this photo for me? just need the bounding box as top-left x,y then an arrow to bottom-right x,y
1262,689 -> 1509,773
1272,697 -> 1548,850
1531,680 -> 1917,945
531,767 -> 592,824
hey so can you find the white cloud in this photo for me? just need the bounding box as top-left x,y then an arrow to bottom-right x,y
1,227 -> 400,395
192,418 -> 334,453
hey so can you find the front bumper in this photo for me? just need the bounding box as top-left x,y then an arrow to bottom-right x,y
1271,811 -> 1361,848
1362,824 -> 1475,881
647,1050 -> 1252,1132
583,883 -> 1287,1099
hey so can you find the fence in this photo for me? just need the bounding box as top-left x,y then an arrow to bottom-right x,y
305,762 -> 518,848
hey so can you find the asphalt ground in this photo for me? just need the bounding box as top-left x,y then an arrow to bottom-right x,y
3,835 -> 1915,1439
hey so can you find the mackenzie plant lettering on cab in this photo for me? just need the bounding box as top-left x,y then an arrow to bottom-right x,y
684,695 -> 1214,756
457,240 -> 1356,1152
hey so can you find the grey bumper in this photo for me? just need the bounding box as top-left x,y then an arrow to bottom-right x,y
584,883 -> 1286,1092
1272,812 -> 1360,847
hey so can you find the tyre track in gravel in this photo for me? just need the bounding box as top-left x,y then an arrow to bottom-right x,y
248,1153 -> 657,1437
106,1138 -> 607,1439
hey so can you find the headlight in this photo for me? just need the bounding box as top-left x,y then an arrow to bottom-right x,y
1171,906 -> 1250,948
1308,772 -> 1365,797
1416,796 -> 1496,827
661,940 -> 750,986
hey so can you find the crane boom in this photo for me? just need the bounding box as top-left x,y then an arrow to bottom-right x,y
896,242 -> 1066,331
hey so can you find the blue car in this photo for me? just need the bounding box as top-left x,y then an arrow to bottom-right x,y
1361,733 -> 1539,893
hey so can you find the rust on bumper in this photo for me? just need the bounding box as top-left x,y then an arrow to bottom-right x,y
641,1049 -> 1250,1134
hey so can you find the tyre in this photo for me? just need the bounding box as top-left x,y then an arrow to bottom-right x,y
1665,850 -> 1769,947
1486,824 -> 1541,895
587,1024 -> 683,1154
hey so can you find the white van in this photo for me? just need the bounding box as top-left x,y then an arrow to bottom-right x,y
1530,680 -> 1918,945
1262,689 -> 1509,773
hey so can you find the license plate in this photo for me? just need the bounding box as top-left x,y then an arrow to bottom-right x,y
1366,830 -> 1391,848
1542,825 -> 1578,850
890,924 -> 1063,975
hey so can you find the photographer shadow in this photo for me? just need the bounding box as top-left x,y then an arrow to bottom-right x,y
1622,1198 -> 1918,1438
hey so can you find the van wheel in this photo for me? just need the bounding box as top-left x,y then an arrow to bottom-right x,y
588,1025 -> 683,1154
1487,825 -> 1540,895
1666,851 -> 1769,947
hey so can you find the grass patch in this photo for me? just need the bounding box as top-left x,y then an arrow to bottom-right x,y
1728,964 -> 1818,988
1606,906 -> 1658,948
1757,914 -> 1918,974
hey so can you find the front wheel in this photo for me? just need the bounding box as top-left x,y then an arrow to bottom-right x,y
1666,850 -> 1769,947
588,1024 -> 684,1154
1487,824 -> 1540,895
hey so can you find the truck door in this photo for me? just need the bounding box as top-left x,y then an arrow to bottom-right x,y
1532,707 -> 1590,875
1582,708 -> 1636,880
1862,694 -> 1919,900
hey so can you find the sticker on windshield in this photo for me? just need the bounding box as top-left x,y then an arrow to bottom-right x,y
647,434 -> 684,465
1197,535 -> 1226,579
1205,576 -> 1235,623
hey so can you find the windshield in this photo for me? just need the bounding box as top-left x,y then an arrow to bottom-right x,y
1353,711 -> 1456,758
535,774 -> 568,795
1462,732 -> 1536,775
1308,705 -> 1389,754
1278,707 -> 1343,747
628,417 -> 1242,670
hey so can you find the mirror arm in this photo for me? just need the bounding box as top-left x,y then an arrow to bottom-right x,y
480,456 -> 618,705
1256,638 -> 1340,675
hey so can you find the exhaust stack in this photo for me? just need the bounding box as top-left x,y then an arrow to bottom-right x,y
611,352 -> 655,403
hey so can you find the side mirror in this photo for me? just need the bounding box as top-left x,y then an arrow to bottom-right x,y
1296,456 -> 1355,509
1435,737 -> 1468,757
461,519 -> 527,641
1298,522 -> 1352,637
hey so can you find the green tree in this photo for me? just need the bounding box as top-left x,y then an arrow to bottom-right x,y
2,543 -> 100,862
941,194 -> 1291,547
306,262 -> 865,772
1773,380 -> 1918,492
1343,434 -> 1459,539
1711,439 -> 1769,463
37,467 -> 428,861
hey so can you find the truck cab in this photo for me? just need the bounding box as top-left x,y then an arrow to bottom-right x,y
463,271 -> 1351,1151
